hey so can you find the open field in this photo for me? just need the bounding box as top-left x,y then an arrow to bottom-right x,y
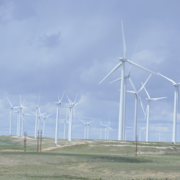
0,136 -> 180,179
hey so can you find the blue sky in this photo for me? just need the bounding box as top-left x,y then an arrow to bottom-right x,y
0,0 -> 180,142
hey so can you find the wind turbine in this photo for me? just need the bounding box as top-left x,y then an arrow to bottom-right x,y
42,113 -> 53,137
54,92 -> 64,145
34,94 -> 41,139
6,97 -> 18,135
79,119 -> 87,139
138,125 -> 145,141
99,20 -> 156,140
61,110 -> 69,139
17,95 -> 27,137
105,120 -> 114,140
157,72 -> 180,144
21,111 -> 31,136
100,120 -> 106,139
67,94 -> 80,142
143,84 -> 167,142
126,74 -> 151,141
86,120 -> 95,139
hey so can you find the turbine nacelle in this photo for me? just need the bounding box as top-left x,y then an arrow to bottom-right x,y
119,57 -> 127,62
173,83 -> 180,87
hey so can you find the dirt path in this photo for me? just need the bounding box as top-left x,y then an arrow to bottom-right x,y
42,142 -> 86,151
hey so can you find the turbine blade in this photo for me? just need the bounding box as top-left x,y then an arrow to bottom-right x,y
137,95 -> 145,115
74,93 -> 78,103
6,97 -> 13,107
142,83 -> 151,99
138,74 -> 152,93
151,97 -> 167,101
75,101 -> 80,107
157,73 -> 176,84
127,60 -> 157,75
129,77 -> 137,93
79,118 -> 86,124
47,113 -> 54,118
109,77 -> 122,84
126,90 -> 136,94
99,62 -> 123,84
19,94 -> 22,106
60,91 -> 65,102
66,95 -> 72,104
38,92 -> 41,106
121,20 -> 126,58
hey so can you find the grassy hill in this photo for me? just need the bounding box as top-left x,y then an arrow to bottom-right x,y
0,135 -> 180,179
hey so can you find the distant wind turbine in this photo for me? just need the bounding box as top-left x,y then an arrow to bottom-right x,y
143,84 -> 167,142
157,72 -> 180,144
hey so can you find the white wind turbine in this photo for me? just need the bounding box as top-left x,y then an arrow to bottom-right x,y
34,94 -> 41,139
86,120 -> 95,139
157,73 -> 180,144
17,95 -> 27,137
99,20 -> 156,140
79,119 -> 87,139
143,84 -> 167,142
127,75 -> 151,141
6,97 -> 17,135
42,113 -> 53,137
67,94 -> 80,142
13,110 -> 20,136
61,110 -> 69,139
21,111 -> 31,136
105,120 -> 114,140
100,120 -> 106,139
55,92 -> 64,145
138,125 -> 145,141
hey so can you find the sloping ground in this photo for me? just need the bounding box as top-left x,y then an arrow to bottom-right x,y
0,135 -> 180,179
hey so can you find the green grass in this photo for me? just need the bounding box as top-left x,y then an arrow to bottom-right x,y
0,135 -> 180,179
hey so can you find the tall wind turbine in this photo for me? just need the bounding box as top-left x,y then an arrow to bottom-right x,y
21,111 -> 31,136
42,113 -> 53,137
67,94 -> 80,142
79,119 -> 87,139
127,75 -> 151,141
99,20 -> 156,140
143,84 -> 167,142
157,73 -> 180,144
61,110 -> 69,139
17,95 -> 27,137
105,120 -> 114,140
100,120 -> 106,139
86,120 -> 95,139
6,97 -> 16,135
55,92 -> 64,145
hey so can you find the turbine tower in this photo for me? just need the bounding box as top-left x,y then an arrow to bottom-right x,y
157,72 -> 180,144
55,92 -> 64,145
61,110 -> 69,139
99,20 -> 156,140
158,124 -> 164,142
143,84 -> 167,142
80,119 -> 87,139
67,94 -> 80,142
126,75 -> 151,141
21,111 -> 31,136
